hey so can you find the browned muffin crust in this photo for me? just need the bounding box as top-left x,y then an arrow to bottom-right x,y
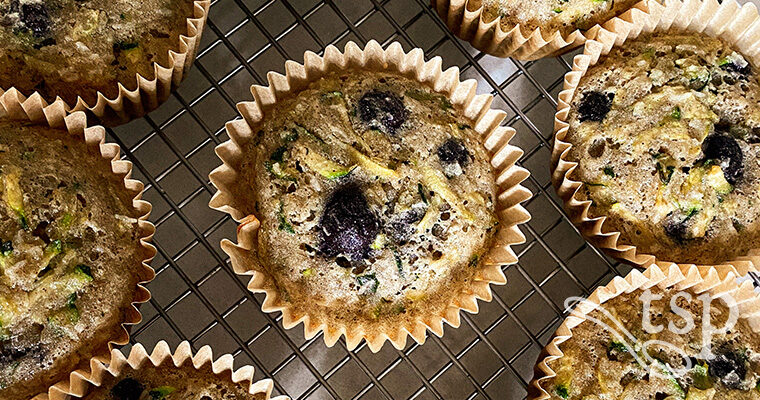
0,121 -> 146,399
0,0 -> 194,105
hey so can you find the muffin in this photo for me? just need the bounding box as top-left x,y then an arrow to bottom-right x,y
73,342 -> 271,400
0,101 -> 153,399
552,0 -> 760,269
47,341 -> 279,400
209,41 -> 531,351
0,0 -> 209,123
476,0 -> 639,36
431,0 -> 647,59
530,263 -> 760,399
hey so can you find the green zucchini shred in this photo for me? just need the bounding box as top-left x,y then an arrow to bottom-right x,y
277,201 -> 295,234
356,274 -> 379,293
149,386 -> 177,400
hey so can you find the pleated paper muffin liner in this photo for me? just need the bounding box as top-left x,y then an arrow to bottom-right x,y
529,262 -> 760,399
0,0 -> 210,127
0,90 -> 157,399
430,0 -> 654,60
551,0 -> 760,273
42,341 -> 283,400
208,40 -> 532,352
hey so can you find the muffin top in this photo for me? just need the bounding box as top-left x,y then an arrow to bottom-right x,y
0,122 -> 146,399
236,72 -> 498,331
82,363 -> 265,400
472,0 -> 640,36
0,0 -> 194,105
544,285 -> 760,399
564,32 -> 760,264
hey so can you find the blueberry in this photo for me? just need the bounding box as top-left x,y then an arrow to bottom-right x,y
318,184 -> 380,261
437,138 -> 470,167
111,378 -> 145,400
387,206 -> 426,243
357,90 -> 407,134
663,210 -> 694,243
19,2 -> 51,37
0,342 -> 41,363
702,133 -> 743,185
708,348 -> 747,389
577,91 -> 614,122
721,56 -> 751,77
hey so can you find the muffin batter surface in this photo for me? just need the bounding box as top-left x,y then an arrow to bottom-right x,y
565,32 -> 760,264
0,122 -> 145,399
0,0 -> 194,105
237,72 -> 498,331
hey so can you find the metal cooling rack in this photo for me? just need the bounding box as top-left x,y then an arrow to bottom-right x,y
105,0 -> 760,399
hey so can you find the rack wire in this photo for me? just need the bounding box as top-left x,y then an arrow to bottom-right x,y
106,0 -> 760,399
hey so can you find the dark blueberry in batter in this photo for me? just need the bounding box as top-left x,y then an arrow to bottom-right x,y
437,138 -> 470,167
357,90 -> 407,134
721,59 -> 751,77
387,206 -> 425,243
708,348 -> 747,389
112,378 -> 145,400
702,134 -> 744,185
663,210 -> 694,243
0,341 -> 41,363
318,184 -> 380,261
19,2 -> 51,37
577,91 -> 614,122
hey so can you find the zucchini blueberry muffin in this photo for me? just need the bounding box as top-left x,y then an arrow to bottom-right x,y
542,284 -> 760,399
81,362 -> 267,400
237,71 -> 498,333
563,32 -> 760,264
0,0 -> 195,105
473,0 -> 640,36
0,121 -> 147,399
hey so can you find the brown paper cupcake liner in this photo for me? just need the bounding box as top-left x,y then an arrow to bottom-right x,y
551,0 -> 760,273
41,341 -> 283,400
0,90 -> 157,399
430,0 -> 655,60
208,40 -> 532,352
529,262 -> 760,399
0,0 -> 210,127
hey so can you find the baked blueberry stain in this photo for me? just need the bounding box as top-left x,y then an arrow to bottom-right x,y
111,378 -> 145,400
357,90 -> 407,135
387,206 -> 425,243
578,91 -> 614,122
701,133 -> 744,185
318,183 -> 380,261
708,348 -> 748,389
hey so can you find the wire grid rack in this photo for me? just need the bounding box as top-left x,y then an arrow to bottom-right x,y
103,0 -> 760,399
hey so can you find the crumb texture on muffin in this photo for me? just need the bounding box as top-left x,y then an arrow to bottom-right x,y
565,32 -> 760,264
82,363 -> 265,400
0,0 -> 194,105
472,0 -> 640,36
237,72 -> 498,331
543,285 -> 760,399
0,122 -> 144,399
